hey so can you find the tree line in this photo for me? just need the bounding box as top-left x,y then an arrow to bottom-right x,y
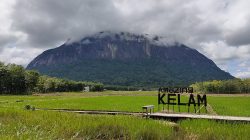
0,62 -> 103,95
191,79 -> 250,94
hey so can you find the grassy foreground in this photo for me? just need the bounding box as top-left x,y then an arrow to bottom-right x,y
0,91 -> 250,139
0,109 -> 249,140
0,109 -> 172,140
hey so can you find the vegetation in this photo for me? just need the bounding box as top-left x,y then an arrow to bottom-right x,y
0,62 -> 103,95
35,75 -> 103,93
0,91 -> 250,139
179,119 -> 250,140
191,79 -> 250,94
208,96 -> 250,116
1,91 -> 250,116
1,109 -> 249,140
30,59 -> 234,88
104,85 -> 141,91
0,109 -> 172,139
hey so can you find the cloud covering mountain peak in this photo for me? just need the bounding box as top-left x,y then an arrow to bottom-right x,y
0,0 -> 250,78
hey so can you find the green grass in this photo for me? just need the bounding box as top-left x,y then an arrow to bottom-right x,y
0,92 -> 204,113
0,108 -> 172,139
0,108 -> 249,140
208,96 -> 250,117
1,91 -> 250,139
179,119 -> 250,140
1,91 -> 250,116
0,95 -> 157,112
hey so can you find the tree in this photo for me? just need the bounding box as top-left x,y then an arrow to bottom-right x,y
0,62 -> 104,94
25,70 -> 40,93
0,64 -> 11,94
191,78 -> 250,94
7,64 -> 26,94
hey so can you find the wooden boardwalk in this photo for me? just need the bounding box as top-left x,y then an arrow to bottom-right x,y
148,113 -> 250,122
37,108 -> 250,122
36,108 -> 143,116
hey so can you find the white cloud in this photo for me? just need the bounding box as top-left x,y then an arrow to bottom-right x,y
0,0 -> 249,78
239,62 -> 247,67
235,72 -> 250,78
0,0 -> 18,48
200,41 -> 250,62
0,46 -> 42,66
199,41 -> 250,78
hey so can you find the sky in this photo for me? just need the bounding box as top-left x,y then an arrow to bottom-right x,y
0,0 -> 250,78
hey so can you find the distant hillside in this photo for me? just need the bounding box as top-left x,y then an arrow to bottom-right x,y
27,31 -> 234,87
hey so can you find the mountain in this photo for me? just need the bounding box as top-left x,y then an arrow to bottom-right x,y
27,31 -> 234,87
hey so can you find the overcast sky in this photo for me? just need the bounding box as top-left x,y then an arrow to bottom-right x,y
0,0 -> 250,78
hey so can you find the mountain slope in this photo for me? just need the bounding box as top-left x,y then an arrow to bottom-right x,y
27,31 -> 234,87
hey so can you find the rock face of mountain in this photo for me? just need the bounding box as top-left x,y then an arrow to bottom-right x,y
27,31 -> 234,87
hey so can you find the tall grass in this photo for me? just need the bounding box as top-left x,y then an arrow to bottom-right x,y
179,119 -> 250,140
1,109 -> 250,140
0,109 -> 172,139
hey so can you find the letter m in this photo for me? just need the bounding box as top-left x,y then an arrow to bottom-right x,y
197,94 -> 207,106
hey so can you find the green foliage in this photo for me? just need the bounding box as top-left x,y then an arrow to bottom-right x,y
0,63 -> 27,94
25,70 -> 40,92
36,75 -> 103,93
191,79 -> 250,94
31,59 -> 234,88
104,85 -> 140,91
0,62 -> 103,95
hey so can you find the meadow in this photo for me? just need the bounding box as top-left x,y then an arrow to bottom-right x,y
0,91 -> 250,139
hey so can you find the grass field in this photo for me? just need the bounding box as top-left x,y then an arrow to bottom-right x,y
0,91 -> 250,139
1,91 -> 250,116
208,96 -> 250,116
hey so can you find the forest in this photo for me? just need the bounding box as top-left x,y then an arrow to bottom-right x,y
0,62 -> 103,95
191,79 -> 250,94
